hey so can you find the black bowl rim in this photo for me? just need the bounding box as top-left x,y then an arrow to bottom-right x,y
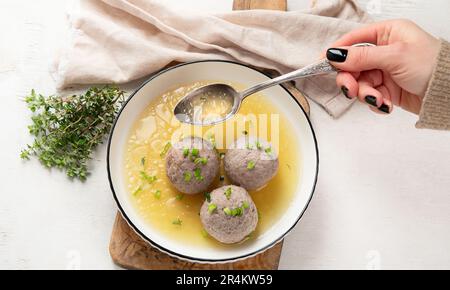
107,60 -> 319,263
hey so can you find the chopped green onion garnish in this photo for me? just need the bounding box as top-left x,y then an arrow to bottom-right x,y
208,203 -> 217,214
223,207 -> 232,216
191,148 -> 200,157
247,161 -> 256,170
265,147 -> 272,154
172,218 -> 183,226
154,190 -> 161,199
204,192 -> 211,203
194,168 -> 204,181
132,186 -> 143,196
194,157 -> 208,165
176,194 -> 184,201
207,133 -> 217,149
223,206 -> 244,217
160,142 -> 172,158
183,148 -> 190,158
224,187 -> 232,200
246,143 -> 253,150
232,207 -> 243,217
140,171 -> 157,183
256,141 -> 262,150
243,201 -> 250,209
184,171 -> 192,182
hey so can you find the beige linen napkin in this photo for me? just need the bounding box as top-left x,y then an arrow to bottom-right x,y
52,0 -> 370,117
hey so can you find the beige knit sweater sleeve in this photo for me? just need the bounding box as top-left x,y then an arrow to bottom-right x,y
416,40 -> 450,131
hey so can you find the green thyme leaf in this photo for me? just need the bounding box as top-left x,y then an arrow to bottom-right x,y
21,86 -> 125,181
20,150 -> 30,160
242,201 -> 250,209
183,148 -> 190,158
247,161 -> 256,170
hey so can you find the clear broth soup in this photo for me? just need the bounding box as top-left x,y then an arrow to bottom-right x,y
124,82 -> 301,249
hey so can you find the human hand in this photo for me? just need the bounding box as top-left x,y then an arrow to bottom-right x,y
326,19 -> 441,115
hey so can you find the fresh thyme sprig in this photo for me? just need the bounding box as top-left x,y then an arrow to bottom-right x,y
20,86 -> 125,181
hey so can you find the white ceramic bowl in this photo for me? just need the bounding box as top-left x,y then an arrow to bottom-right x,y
107,60 -> 319,263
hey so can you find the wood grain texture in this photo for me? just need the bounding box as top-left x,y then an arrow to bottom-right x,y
109,0 -> 309,270
110,213 -> 284,270
233,0 -> 287,11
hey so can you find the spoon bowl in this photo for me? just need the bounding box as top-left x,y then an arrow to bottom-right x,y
174,84 -> 241,126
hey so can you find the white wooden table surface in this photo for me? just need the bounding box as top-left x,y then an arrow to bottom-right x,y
1,0 -> 449,270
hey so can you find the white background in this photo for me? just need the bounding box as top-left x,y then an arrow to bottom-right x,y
1,0 -> 450,270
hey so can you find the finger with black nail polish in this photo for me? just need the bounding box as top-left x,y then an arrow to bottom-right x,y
365,95 -> 378,107
341,86 -> 351,99
327,48 -> 348,63
378,103 -> 391,114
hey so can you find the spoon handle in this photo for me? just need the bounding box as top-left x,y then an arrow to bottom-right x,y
240,43 -> 376,100
240,59 -> 336,99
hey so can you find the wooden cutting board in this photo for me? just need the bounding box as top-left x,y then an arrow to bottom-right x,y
109,0 -> 310,270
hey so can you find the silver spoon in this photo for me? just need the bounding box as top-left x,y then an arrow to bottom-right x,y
174,43 -> 375,126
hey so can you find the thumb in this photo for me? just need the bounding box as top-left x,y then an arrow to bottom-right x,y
326,45 -> 400,72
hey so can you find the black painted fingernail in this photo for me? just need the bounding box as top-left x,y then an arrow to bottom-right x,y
378,104 -> 391,114
327,48 -> 348,62
341,86 -> 351,99
365,95 -> 378,107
